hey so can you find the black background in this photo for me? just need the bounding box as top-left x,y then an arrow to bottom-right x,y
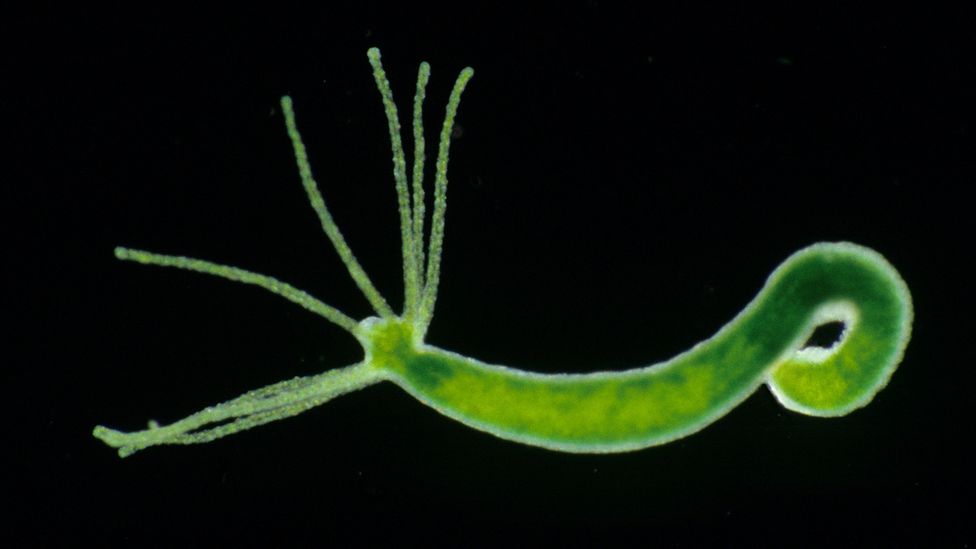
6,2 -> 974,546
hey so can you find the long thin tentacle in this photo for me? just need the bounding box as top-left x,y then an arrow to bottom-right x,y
417,65 -> 475,337
114,247 -> 360,334
366,48 -> 418,318
409,61 -> 432,319
92,362 -> 382,458
280,95 -> 395,318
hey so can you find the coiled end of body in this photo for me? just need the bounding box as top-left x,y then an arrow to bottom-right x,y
764,243 -> 913,416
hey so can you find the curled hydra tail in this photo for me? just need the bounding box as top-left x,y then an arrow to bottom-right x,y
763,242 -> 913,416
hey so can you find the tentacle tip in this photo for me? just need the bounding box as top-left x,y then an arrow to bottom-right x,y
94,425 -> 141,458
93,425 -> 123,445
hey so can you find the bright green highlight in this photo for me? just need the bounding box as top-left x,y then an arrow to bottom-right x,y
94,48 -> 913,457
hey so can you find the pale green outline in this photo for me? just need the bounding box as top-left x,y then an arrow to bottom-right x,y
94,49 -> 912,458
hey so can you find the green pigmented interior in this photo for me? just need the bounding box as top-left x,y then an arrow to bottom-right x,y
364,242 -> 911,452
94,49 -> 912,458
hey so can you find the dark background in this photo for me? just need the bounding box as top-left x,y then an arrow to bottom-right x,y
6,2 -> 974,546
